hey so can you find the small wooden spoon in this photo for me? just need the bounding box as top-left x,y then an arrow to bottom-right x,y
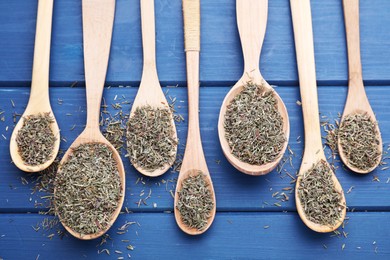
174,0 -> 216,235
218,0 -> 290,176
290,0 -> 346,233
338,0 -> 382,174
54,0 -> 125,240
9,0 -> 60,172
128,0 -> 178,177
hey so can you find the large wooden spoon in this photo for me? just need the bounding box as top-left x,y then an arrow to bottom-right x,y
290,0 -> 346,232
54,0 -> 125,240
9,0 -> 60,172
338,0 -> 382,174
218,0 -> 290,176
174,0 -> 216,235
128,0 -> 178,177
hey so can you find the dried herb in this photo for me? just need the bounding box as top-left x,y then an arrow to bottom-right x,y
176,172 -> 214,230
338,113 -> 381,171
104,120 -> 125,151
54,143 -> 121,235
126,105 -> 177,171
298,160 -> 344,226
16,113 -> 56,165
224,82 -> 286,165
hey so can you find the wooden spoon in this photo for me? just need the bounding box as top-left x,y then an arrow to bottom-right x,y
290,0 -> 346,233
218,0 -> 290,176
174,0 -> 216,235
9,0 -> 60,172
128,0 -> 178,177
54,0 -> 125,240
338,0 -> 382,174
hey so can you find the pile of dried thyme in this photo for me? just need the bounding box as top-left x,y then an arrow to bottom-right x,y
16,113 -> 56,165
338,113 -> 381,171
297,160 -> 344,226
176,172 -> 214,230
126,105 -> 177,171
54,143 -> 121,235
224,82 -> 286,165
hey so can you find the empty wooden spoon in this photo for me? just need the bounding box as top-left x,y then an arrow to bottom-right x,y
127,0 -> 178,177
338,0 -> 382,174
174,0 -> 216,235
9,0 -> 60,172
54,0 -> 125,240
290,0 -> 346,232
218,0 -> 290,176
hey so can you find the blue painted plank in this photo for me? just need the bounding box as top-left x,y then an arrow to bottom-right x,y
0,212 -> 389,259
0,86 -> 389,212
1,0 -> 390,86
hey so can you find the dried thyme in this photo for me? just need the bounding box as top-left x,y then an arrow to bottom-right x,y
126,105 -> 177,171
298,160 -> 344,226
16,113 -> 56,165
338,113 -> 381,171
224,82 -> 286,165
176,172 -> 214,230
54,143 -> 121,235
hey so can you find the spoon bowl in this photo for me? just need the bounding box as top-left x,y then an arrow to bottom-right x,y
9,0 -> 60,172
55,130 -> 125,240
295,156 -> 346,233
218,0 -> 290,176
128,0 -> 177,177
174,169 -> 216,235
218,73 -> 289,175
338,0 -> 382,174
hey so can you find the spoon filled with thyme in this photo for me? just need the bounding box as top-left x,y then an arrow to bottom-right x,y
174,0 -> 216,235
291,0 -> 346,232
10,0 -> 60,172
218,0 -> 290,176
126,0 -> 178,177
338,0 -> 382,174
54,0 -> 125,240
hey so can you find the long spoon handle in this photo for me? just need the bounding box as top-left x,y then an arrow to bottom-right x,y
140,0 -> 158,80
343,0 -> 363,84
236,0 -> 267,73
182,0 -> 206,169
82,0 -> 115,130
29,0 -> 53,105
290,0 -> 323,154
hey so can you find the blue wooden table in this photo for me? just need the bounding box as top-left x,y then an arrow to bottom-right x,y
1,0 -> 390,259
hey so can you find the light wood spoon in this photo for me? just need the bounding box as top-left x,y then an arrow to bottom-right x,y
338,0 -> 382,174
174,0 -> 216,235
9,0 -> 60,172
218,0 -> 290,176
290,0 -> 346,233
128,0 -> 178,177
54,0 -> 125,240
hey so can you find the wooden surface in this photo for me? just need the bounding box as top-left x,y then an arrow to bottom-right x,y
0,0 -> 390,259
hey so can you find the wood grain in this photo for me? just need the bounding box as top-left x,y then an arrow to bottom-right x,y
1,0 -> 390,86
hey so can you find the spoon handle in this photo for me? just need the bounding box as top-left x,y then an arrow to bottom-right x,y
140,0 -> 158,80
343,0 -> 363,85
182,0 -> 207,170
290,0 -> 323,154
82,0 -> 115,129
236,0 -> 267,74
29,0 -> 53,105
